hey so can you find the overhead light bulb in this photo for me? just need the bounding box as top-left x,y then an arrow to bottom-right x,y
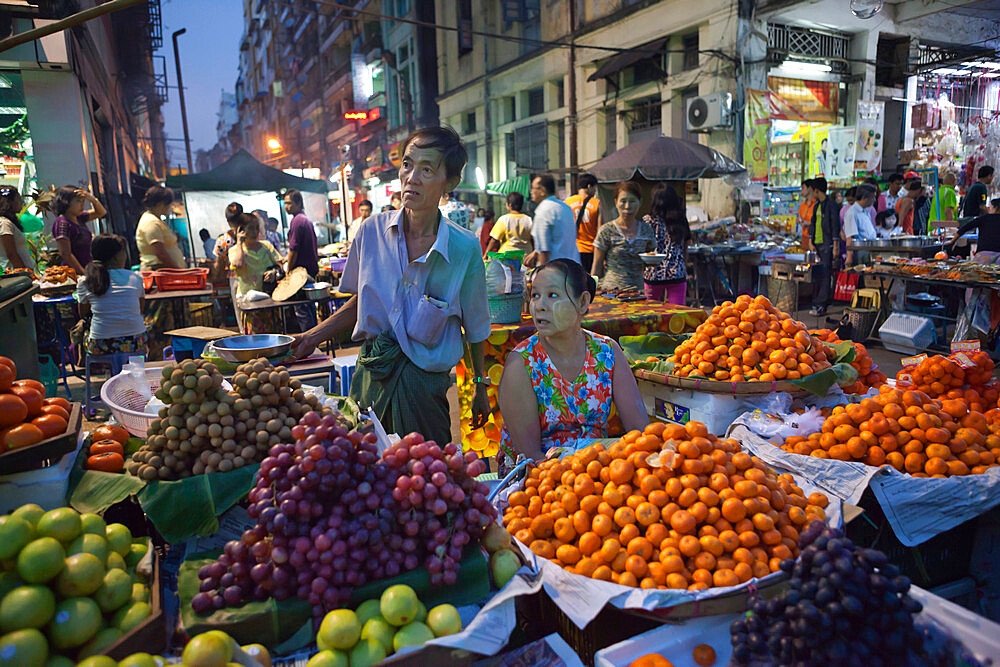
850,0 -> 883,18
782,60 -> 833,74
475,166 -> 486,191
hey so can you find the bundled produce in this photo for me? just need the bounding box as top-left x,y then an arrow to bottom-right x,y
126,359 -> 326,480
669,295 -> 835,381
307,584 -> 462,666
730,523 -> 986,666
811,329 -> 887,393
502,421 -> 829,590
781,386 -> 1000,476
193,419 -> 496,619
0,355 -> 72,451
0,504 -> 152,665
896,350 -> 999,410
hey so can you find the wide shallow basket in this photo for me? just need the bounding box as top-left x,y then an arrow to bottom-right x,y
100,367 -> 164,437
488,292 -> 523,324
636,369 -> 806,395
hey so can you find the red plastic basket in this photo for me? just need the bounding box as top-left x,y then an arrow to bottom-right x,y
141,271 -> 155,291
152,268 -> 209,291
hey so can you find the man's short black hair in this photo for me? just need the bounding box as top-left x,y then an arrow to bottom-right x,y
979,165 -> 994,179
577,173 -> 597,190
400,126 -> 468,182
812,177 -> 828,193
284,189 -> 303,208
802,179 -> 814,190
358,199 -> 373,210
888,173 -> 903,183
534,174 -> 556,196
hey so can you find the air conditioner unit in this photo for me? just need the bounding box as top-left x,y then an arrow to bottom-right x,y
686,92 -> 732,132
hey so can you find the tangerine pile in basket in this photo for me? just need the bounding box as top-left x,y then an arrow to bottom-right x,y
780,386 -> 1000,477
502,421 -> 829,590
669,295 -> 835,381
896,351 -> 999,410
811,329 -> 887,393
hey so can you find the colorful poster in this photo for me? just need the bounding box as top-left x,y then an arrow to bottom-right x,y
827,126 -> 856,181
810,126 -> 831,177
744,89 -> 770,183
854,101 -> 885,172
767,77 -> 839,123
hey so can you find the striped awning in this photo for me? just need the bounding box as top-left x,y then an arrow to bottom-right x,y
486,174 -> 530,198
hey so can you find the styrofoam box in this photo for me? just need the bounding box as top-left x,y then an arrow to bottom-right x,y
637,381 -> 769,435
878,312 -> 935,354
594,612 -> 738,667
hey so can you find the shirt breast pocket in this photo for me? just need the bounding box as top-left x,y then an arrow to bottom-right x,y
406,295 -> 451,346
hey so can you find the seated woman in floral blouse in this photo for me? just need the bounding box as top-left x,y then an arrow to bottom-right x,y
497,259 -> 648,460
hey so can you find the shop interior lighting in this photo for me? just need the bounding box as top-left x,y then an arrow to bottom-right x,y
475,166 -> 486,191
968,61 -> 1000,70
0,106 -> 26,114
781,59 -> 832,74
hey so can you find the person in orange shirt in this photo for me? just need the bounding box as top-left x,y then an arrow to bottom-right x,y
798,179 -> 817,247
565,173 -> 602,272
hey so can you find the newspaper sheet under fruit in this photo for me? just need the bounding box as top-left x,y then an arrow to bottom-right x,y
729,416 -> 1000,546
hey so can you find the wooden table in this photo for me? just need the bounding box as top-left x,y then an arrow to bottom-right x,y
143,288 -> 215,330
147,353 -> 337,386
456,298 -> 708,457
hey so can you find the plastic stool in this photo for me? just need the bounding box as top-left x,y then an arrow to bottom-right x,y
163,346 -> 173,361
84,352 -> 132,417
331,354 -> 358,396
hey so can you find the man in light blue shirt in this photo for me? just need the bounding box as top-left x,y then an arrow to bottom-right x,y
526,174 -> 579,267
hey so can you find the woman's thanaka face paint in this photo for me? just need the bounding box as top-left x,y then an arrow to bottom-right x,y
529,268 -> 584,335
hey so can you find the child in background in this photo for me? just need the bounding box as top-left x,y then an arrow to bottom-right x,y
76,235 -> 147,355
485,192 -> 534,255
229,213 -> 282,333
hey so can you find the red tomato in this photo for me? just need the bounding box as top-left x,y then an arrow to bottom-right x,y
86,451 -> 124,473
42,397 -> 71,412
0,365 -> 12,392
38,404 -> 69,420
2,423 -> 44,449
93,424 -> 129,445
0,356 -> 15,377
10,386 -> 42,417
31,414 -> 68,438
89,439 -> 124,456
11,379 -> 44,398
0,394 -> 27,428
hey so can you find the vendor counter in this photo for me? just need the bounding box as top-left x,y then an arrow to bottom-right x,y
455,297 -> 707,457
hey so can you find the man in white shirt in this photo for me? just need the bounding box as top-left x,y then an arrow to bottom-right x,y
348,199 -> 373,243
292,127 -> 491,446
843,184 -> 878,265
525,174 -> 579,267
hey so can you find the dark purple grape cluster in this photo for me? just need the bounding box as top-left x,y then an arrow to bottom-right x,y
191,413 -> 497,619
731,522 -> 926,666
383,433 -> 492,587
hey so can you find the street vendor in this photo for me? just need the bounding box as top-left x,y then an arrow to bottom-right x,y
291,126 -> 491,446
497,258 -> 648,460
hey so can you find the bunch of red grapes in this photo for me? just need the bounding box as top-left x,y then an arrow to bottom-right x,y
192,412 -> 496,619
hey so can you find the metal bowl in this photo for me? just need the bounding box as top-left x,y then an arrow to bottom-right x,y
639,253 -> 667,265
211,334 -> 294,362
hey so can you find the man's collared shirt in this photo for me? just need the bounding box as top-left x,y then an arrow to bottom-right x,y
341,209 -> 491,373
532,196 -> 580,262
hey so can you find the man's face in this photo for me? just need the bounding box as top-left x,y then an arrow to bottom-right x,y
984,173 -> 995,185
283,196 -> 298,214
802,186 -> 812,199
399,144 -> 454,211
359,204 -> 372,218
530,177 -> 548,203
889,180 -> 901,194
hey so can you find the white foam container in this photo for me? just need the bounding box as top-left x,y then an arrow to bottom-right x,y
878,312 -> 935,354
594,613 -> 738,667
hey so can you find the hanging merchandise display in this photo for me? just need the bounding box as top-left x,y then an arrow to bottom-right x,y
900,96 -> 963,174
962,115 -> 1000,188
854,101 -> 885,172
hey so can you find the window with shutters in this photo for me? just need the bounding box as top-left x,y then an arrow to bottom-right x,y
682,33 -> 699,71
513,122 -> 547,171
527,87 -> 544,117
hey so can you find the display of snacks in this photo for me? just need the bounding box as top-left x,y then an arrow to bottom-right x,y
780,386 -> 1000,476
668,295 -> 835,381
41,265 -> 78,285
502,421 -> 829,590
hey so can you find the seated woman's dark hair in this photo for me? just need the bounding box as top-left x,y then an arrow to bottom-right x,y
0,186 -> 23,231
235,213 -> 260,233
536,258 -> 597,304
85,234 -> 127,297
142,185 -> 174,210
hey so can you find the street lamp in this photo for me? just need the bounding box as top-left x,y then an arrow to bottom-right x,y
267,138 -> 282,151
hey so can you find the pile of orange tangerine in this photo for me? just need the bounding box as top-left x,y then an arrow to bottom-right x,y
502,421 -> 829,591
811,329 -> 887,394
668,295 -> 835,382
781,385 -> 1000,477
896,351 -> 999,410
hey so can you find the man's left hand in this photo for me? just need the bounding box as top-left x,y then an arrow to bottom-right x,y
471,384 -> 491,430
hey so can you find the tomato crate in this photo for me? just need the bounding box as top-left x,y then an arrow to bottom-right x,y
152,268 -> 209,291
141,271 -> 155,291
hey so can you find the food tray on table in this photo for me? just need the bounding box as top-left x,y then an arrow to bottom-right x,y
101,544 -> 165,660
151,267 -> 209,291
36,280 -> 76,297
0,401 -> 81,474
634,368 -> 807,395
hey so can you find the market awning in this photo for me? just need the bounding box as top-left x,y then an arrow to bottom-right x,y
485,174 -> 530,198
587,38 -> 667,82
166,149 -> 328,194
589,135 -> 746,181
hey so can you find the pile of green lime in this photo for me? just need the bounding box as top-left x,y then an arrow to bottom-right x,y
0,503 -> 153,665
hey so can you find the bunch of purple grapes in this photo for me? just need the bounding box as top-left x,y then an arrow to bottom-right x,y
192,412 -> 497,619
383,432 -> 495,586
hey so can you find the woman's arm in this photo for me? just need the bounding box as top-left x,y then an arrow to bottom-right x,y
1,235 -> 27,268
80,191 -> 107,223
497,352 -> 544,460
55,237 -> 85,273
592,246 -> 607,279
150,240 -> 181,268
230,240 -> 246,269
610,341 -> 648,432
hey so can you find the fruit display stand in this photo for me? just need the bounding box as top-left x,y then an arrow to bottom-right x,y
101,543 -> 165,660
0,414 -> 84,512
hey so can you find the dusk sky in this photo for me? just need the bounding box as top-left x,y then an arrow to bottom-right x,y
157,0 -> 243,167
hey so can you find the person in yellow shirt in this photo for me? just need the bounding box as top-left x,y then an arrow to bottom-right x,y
229,213 -> 283,333
484,192 -> 533,255
565,173 -> 602,272
135,186 -> 184,270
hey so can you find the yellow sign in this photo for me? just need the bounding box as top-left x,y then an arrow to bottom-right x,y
744,89 -> 769,183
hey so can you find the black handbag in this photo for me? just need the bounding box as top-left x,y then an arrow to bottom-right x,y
262,263 -> 285,294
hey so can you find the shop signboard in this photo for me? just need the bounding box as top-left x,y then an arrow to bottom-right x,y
767,77 -> 838,123
744,89 -> 770,183
827,126 -> 856,181
854,101 -> 885,172
810,127 -> 831,177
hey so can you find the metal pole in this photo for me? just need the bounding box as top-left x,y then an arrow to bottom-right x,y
0,0 -> 145,53
172,29 -> 194,175
567,0 -> 578,181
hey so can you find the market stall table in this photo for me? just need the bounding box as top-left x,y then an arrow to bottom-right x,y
237,293 -> 337,336
31,293 -> 77,395
143,287 -> 215,329
687,244 -> 762,307
456,297 -> 707,456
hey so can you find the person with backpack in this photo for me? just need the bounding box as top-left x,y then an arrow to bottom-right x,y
565,173 -> 602,272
